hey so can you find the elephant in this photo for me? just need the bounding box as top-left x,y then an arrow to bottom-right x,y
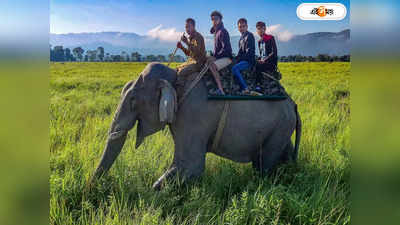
91,62 -> 301,190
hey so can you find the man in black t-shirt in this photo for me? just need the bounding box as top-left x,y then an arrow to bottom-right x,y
255,21 -> 278,86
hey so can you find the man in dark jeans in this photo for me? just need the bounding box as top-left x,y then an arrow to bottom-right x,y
255,21 -> 278,89
232,18 -> 256,95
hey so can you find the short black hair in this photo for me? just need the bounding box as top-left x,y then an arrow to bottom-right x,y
211,11 -> 223,20
256,21 -> 266,28
237,18 -> 247,25
186,18 -> 195,26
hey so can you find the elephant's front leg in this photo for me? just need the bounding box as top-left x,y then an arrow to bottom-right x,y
152,166 -> 178,190
152,134 -> 207,190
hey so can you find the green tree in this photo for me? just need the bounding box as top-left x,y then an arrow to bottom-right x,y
50,45 -> 55,61
97,47 -> 104,61
157,55 -> 166,62
145,55 -> 157,62
53,46 -> 65,62
65,48 -> 73,61
341,55 -> 350,62
87,50 -> 97,62
72,47 -> 84,62
112,55 -> 122,62
295,54 -> 304,62
317,54 -> 330,62
131,52 -> 142,62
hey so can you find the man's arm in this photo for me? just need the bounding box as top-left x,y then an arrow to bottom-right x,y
235,37 -> 242,61
217,29 -> 229,55
266,37 -> 277,59
245,34 -> 255,60
181,47 -> 191,57
197,35 -> 206,59
271,36 -> 277,58
177,42 -> 190,56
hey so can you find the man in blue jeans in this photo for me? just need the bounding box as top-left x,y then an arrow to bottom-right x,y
232,18 -> 257,95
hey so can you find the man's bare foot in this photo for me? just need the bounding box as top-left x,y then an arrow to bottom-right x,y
216,89 -> 225,95
250,91 -> 263,96
241,88 -> 251,95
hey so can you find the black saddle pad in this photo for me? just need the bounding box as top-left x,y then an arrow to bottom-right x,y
205,65 -> 287,100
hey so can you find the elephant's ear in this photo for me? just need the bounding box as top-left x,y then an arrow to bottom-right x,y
121,80 -> 134,97
158,79 -> 177,124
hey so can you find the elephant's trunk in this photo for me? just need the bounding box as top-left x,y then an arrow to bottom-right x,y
91,89 -> 138,180
92,131 -> 128,179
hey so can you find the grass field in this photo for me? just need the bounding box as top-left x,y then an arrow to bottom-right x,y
50,62 -> 350,225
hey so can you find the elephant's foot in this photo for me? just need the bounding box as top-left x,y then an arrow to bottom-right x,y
152,166 -> 178,190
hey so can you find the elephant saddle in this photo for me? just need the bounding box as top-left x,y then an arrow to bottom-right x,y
205,64 -> 287,97
175,62 -> 287,103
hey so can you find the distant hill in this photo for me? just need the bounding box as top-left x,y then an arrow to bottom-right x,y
278,29 -> 350,56
50,29 -> 350,56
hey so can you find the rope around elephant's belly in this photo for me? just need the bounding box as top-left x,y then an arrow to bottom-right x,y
211,101 -> 230,153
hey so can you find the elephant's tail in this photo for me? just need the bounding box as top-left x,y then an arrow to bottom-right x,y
294,103 -> 301,161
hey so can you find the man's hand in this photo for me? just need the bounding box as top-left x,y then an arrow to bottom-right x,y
177,41 -> 183,49
258,56 -> 270,64
181,35 -> 189,44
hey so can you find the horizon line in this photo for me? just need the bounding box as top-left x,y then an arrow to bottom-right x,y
50,28 -> 350,36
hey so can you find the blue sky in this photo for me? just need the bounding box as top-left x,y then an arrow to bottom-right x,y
50,0 -> 350,37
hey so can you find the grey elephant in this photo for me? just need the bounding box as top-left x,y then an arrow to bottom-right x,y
91,63 -> 301,190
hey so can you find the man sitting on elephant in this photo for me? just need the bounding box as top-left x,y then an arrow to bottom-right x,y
232,18 -> 258,95
207,10 -> 233,95
255,21 -> 279,89
176,18 -> 207,78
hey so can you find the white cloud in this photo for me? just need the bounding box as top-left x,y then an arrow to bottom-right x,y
267,24 -> 294,42
147,25 -> 183,42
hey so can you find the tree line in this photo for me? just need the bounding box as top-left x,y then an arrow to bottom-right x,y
279,54 -> 350,62
50,45 -> 186,62
50,45 -> 350,63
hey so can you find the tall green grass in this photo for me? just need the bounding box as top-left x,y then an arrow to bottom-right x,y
50,62 -> 350,225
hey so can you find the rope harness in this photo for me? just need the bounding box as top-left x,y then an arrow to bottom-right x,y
178,62 -> 209,105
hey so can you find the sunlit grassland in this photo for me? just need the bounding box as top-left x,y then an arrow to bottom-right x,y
50,62 -> 350,225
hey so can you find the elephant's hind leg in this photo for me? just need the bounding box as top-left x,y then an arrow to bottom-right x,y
252,133 -> 292,176
281,140 -> 296,163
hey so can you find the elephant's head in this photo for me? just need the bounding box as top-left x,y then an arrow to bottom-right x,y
92,63 -> 177,179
